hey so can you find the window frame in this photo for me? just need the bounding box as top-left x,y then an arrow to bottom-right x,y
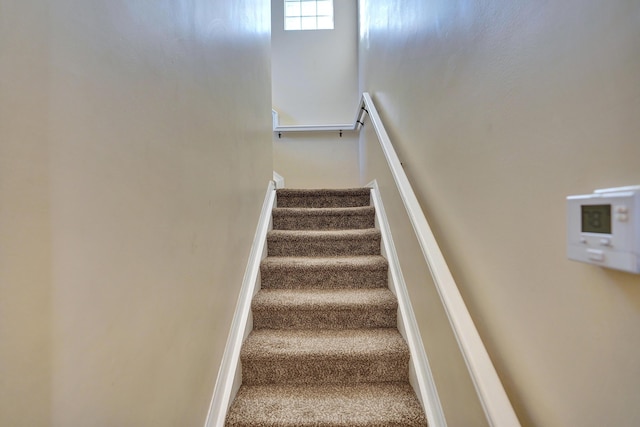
284,0 -> 334,31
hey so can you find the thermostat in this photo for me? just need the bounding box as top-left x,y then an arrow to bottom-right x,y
567,185 -> 640,273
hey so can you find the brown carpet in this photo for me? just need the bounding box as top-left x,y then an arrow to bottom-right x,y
225,188 -> 427,426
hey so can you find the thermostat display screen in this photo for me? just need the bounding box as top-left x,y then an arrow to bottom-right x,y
581,204 -> 611,234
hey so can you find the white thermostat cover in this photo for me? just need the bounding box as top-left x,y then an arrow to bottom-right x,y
567,185 -> 640,273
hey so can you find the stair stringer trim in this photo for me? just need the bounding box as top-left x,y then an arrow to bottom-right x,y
273,171 -> 285,189
204,180 -> 276,427
369,180 -> 448,427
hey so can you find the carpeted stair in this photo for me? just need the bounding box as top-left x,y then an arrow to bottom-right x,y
225,188 -> 428,426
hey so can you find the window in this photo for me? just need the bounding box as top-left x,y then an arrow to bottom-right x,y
284,0 -> 334,31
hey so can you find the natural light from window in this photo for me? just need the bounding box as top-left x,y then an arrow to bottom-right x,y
284,0 -> 334,31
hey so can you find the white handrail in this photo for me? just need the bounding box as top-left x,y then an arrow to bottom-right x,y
272,107 -> 363,133
361,93 -> 520,427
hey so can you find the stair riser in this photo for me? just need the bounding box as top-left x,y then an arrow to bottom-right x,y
260,265 -> 388,289
252,308 -> 397,329
267,235 -> 381,257
277,195 -> 370,208
272,214 -> 375,230
225,384 -> 428,427
241,356 -> 410,385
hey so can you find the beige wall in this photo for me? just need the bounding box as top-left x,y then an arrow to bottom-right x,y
0,2 -> 53,425
0,1 -> 272,426
271,0 -> 360,189
271,0 -> 359,124
359,0 -> 640,426
273,132 -> 360,188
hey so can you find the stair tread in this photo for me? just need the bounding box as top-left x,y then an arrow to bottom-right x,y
272,206 -> 376,230
268,228 -> 380,238
277,188 -> 371,197
242,328 -> 408,359
273,206 -> 375,215
277,188 -> 371,208
226,383 -> 427,427
260,255 -> 389,289
267,229 -> 381,257
261,255 -> 388,269
252,288 -> 397,310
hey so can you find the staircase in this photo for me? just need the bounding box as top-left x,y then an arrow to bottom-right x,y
225,188 -> 428,426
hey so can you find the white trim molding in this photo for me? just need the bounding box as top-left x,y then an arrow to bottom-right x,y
369,181 -> 447,427
272,171 -> 285,189
204,181 -> 276,427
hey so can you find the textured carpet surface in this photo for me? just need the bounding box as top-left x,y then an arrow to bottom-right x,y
275,188 -> 371,208
260,256 -> 388,289
267,229 -> 381,257
272,206 -> 375,230
226,188 -> 427,426
252,288 -> 397,329
226,384 -> 427,427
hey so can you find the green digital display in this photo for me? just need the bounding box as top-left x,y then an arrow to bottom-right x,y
581,204 -> 612,234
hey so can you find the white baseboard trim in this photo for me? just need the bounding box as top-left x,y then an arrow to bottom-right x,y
368,180 -> 448,427
272,171 -> 285,189
204,181 -> 276,427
